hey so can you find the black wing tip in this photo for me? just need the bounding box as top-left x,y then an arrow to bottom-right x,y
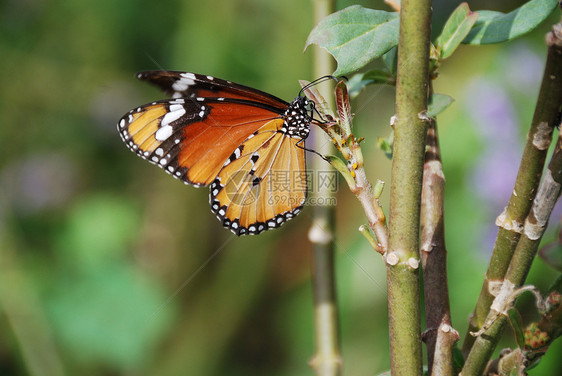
136,70 -> 163,81
136,70 -> 187,79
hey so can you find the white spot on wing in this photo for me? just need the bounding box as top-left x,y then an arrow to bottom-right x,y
155,125 -> 173,141
172,73 -> 197,91
169,104 -> 184,112
161,107 -> 186,126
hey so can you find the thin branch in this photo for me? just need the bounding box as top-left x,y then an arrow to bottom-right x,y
307,1 -> 341,375
386,0 -> 433,374
340,110 -> 390,252
311,83 -> 389,254
420,118 -> 458,376
462,20 -> 562,356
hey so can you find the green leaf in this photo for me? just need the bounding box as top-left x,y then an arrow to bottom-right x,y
363,69 -> 395,84
305,5 -> 399,76
48,265 -> 172,368
377,131 -> 394,159
346,73 -> 370,99
347,70 -> 394,98
428,93 -> 455,117
453,346 -> 465,373
463,0 -> 558,45
56,194 -> 140,272
435,3 -> 479,59
325,155 -> 356,190
539,240 -> 562,272
507,308 -> 526,348
382,46 -> 398,76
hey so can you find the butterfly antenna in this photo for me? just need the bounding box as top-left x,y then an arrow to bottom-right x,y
298,75 -> 342,97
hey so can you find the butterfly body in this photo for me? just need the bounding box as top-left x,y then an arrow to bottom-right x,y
118,71 -> 314,235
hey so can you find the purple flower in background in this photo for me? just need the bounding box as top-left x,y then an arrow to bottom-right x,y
504,44 -> 544,93
464,77 -> 520,253
465,78 -> 520,145
463,44 -> 547,253
465,78 -> 521,207
0,153 -> 77,215
471,148 -> 521,205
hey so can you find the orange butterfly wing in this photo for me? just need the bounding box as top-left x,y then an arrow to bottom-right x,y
118,72 -> 311,235
210,119 -> 307,235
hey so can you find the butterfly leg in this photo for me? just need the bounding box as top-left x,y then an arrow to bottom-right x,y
295,138 -> 329,162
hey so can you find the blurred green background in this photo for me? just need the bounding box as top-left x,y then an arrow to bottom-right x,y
1,0 -> 561,375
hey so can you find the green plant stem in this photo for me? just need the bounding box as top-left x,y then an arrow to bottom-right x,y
310,240 -> 341,376
386,0 -> 432,375
0,231 -> 65,376
420,118 -> 458,376
308,1 -> 341,375
462,21 -> 562,356
463,126 -> 562,375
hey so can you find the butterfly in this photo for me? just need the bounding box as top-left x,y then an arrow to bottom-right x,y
118,71 -> 323,236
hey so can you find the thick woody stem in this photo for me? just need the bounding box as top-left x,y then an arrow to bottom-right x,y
420,119 -> 458,376
462,21 -> 562,356
386,0 -> 432,374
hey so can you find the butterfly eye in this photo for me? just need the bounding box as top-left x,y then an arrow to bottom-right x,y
304,99 -> 315,112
